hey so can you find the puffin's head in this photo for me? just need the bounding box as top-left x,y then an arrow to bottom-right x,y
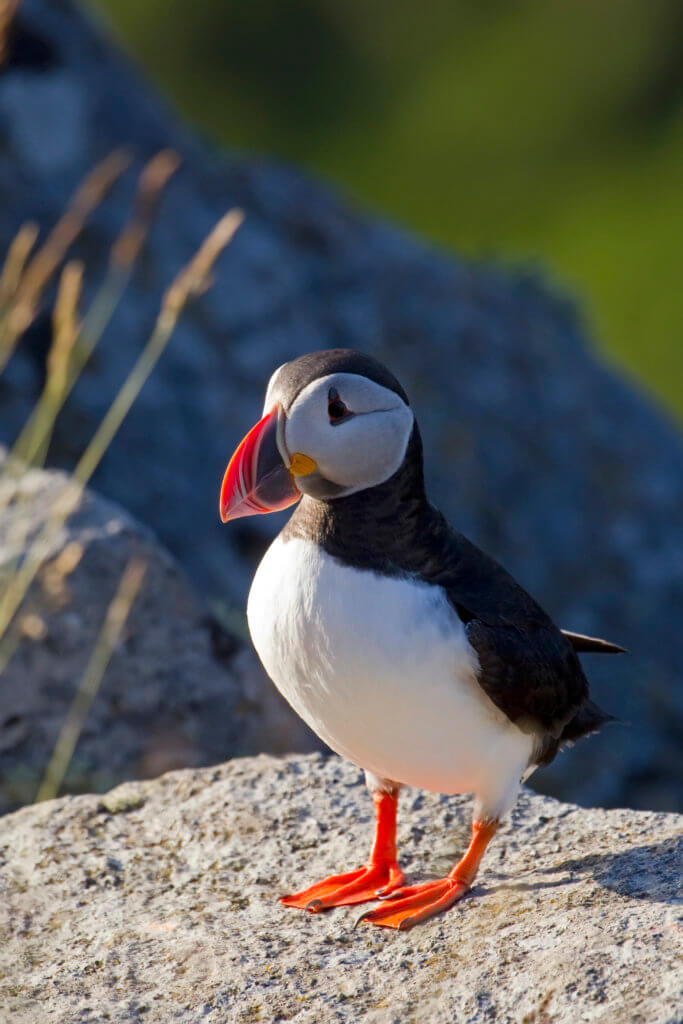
219,349 -> 415,522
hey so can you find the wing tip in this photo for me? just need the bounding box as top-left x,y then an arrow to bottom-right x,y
562,630 -> 627,655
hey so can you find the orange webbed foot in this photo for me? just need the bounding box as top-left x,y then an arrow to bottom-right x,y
355,876 -> 470,930
282,789 -> 404,912
356,817 -> 499,930
281,860 -> 404,911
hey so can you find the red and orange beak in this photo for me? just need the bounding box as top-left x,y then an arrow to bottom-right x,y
219,405 -> 308,523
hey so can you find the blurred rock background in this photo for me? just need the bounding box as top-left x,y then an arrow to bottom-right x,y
0,452 -> 317,816
0,0 -> 681,813
88,0 -> 683,421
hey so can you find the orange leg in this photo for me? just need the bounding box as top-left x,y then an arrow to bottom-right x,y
281,791 -> 404,912
357,818 -> 498,931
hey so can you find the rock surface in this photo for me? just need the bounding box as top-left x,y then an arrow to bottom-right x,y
0,1 -> 682,811
1,753 -> 681,1023
0,454 -> 316,816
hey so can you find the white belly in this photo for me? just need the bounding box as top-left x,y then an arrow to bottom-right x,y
247,535 -> 533,817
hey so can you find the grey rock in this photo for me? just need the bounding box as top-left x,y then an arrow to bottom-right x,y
0,453 -> 316,816
0,1 -> 681,811
0,753 -> 680,1023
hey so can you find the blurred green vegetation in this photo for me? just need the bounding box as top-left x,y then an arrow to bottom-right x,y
88,0 -> 683,418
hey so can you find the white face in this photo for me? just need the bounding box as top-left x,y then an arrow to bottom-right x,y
265,371 -> 414,499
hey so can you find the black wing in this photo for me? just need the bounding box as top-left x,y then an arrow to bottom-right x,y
414,510 -> 599,737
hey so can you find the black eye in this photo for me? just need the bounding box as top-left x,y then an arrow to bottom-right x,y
328,387 -> 352,424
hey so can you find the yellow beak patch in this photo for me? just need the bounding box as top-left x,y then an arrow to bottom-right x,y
289,452 -> 317,476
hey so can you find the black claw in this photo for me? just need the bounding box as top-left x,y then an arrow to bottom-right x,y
376,888 -> 403,901
353,910 -> 371,930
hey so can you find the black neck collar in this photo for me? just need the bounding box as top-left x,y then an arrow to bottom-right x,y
282,423 -> 435,574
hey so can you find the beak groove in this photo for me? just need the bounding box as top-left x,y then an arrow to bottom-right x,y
219,405 -> 301,523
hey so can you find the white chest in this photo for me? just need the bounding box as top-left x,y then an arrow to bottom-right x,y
247,535 -> 533,811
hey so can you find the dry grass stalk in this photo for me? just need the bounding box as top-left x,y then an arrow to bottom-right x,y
0,0 -> 19,67
0,478 -> 81,675
0,222 -> 39,321
0,163 -> 235,802
0,207 -> 244,663
75,207 -> 244,487
39,540 -> 83,609
35,557 -> 147,803
111,149 -> 181,272
0,262 -> 84,573
27,259 -> 84,470
160,207 -> 244,325
0,149 -> 131,368
51,540 -> 84,577
7,151 -> 181,473
47,260 -> 83,397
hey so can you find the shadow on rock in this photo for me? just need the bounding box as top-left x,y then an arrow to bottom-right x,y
482,835 -> 681,907
541,835 -> 682,905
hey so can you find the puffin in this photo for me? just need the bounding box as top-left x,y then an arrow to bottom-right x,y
219,349 -> 622,931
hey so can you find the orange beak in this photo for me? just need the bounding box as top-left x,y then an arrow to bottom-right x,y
219,405 -> 301,523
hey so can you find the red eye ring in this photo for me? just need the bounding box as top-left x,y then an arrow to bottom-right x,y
328,387 -> 352,424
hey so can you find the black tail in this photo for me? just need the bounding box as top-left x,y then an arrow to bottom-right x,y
534,699 -> 618,766
560,700 -> 617,744
562,629 -> 626,655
